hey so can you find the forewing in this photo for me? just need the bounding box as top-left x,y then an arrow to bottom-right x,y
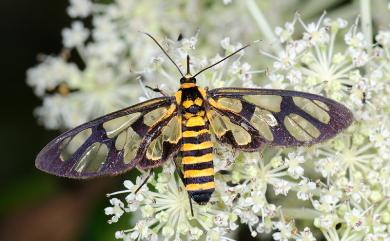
207,88 -> 353,147
35,97 -> 176,178
137,114 -> 182,169
206,103 -> 265,151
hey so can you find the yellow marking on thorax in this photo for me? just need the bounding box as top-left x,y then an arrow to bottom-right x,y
184,168 -> 214,178
186,116 -> 205,127
184,113 -> 194,119
181,141 -> 213,151
184,111 -> 205,119
194,97 -> 203,106
182,129 -> 209,138
175,90 -> 182,104
180,83 -> 196,89
197,87 -> 207,99
186,182 -> 215,191
182,153 -> 213,164
198,110 -> 205,116
182,100 -> 194,109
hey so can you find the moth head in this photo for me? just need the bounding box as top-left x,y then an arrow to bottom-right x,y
180,74 -> 196,84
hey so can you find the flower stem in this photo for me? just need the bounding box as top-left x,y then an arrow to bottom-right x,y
281,207 -> 322,220
360,0 -> 372,53
245,0 -> 283,53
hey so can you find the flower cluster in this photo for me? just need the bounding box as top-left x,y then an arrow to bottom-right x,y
28,0 -> 390,241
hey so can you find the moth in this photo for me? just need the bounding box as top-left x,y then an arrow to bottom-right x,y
36,34 -> 353,210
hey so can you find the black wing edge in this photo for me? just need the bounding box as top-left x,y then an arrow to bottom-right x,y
35,96 -> 174,179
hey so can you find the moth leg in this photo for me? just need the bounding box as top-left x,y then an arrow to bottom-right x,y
145,85 -> 168,97
189,196 -> 194,217
135,170 -> 153,194
172,159 -> 194,217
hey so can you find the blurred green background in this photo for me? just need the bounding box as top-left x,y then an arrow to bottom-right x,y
0,0 -> 387,241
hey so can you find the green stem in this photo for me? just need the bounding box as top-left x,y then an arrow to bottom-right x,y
245,0 -> 283,53
281,207 -> 322,220
359,0 -> 372,53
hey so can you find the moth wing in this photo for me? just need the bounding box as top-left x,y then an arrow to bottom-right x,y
207,88 -> 353,148
206,106 -> 266,151
137,114 -> 182,169
35,97 -> 179,178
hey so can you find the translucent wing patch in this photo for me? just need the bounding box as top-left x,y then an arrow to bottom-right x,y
206,107 -> 265,151
35,97 -> 175,178
138,113 -> 182,169
207,88 -> 353,147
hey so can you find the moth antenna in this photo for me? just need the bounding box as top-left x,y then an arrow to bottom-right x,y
193,43 -> 251,78
140,32 -> 184,77
186,55 -> 190,75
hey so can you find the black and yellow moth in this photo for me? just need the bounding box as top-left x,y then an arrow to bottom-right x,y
36,34 -> 353,207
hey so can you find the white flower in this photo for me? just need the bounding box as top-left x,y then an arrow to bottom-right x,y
286,69 -> 302,84
273,51 -> 296,70
296,227 -> 316,241
345,31 -> 367,49
314,214 -> 338,229
273,180 -> 292,196
275,20 -> 296,43
62,21 -> 89,48
272,221 -> 294,241
105,198 -> 125,224
285,152 -> 305,179
315,157 -> 342,178
344,208 -> 366,231
67,0 -> 92,18
297,178 -> 316,201
349,48 -> 369,67
324,17 -> 348,30
299,13 -> 329,46
230,61 -> 252,82
220,37 -> 243,54
33,95 -> 82,129
376,30 -> 390,46
27,56 -> 80,97
87,38 -> 126,64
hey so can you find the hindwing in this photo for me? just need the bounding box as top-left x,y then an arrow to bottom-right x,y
35,97 -> 180,178
207,88 -> 353,149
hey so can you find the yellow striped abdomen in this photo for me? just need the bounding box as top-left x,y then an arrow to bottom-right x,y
181,116 -> 215,204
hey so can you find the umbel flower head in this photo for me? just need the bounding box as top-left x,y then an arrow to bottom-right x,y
28,0 -> 390,240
